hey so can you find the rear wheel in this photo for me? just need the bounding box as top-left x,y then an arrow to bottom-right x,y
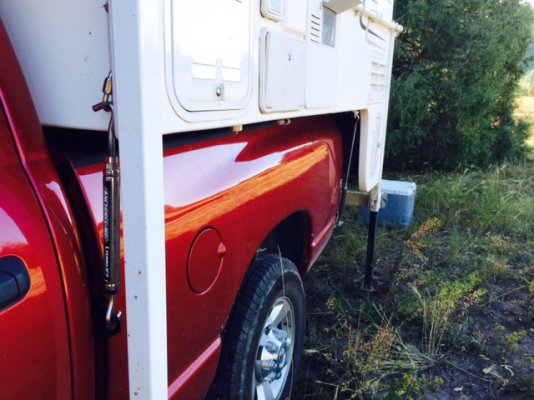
210,254 -> 305,399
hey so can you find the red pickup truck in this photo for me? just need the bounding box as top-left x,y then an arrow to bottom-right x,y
0,23 -> 350,399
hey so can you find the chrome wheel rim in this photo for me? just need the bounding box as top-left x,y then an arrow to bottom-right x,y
253,296 -> 295,400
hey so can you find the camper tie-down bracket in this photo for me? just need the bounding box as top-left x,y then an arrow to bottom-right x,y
93,72 -> 122,334
344,188 -> 386,209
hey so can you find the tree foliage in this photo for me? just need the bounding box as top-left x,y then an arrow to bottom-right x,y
385,0 -> 534,171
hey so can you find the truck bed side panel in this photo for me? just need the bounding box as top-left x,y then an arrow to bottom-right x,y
70,115 -> 342,398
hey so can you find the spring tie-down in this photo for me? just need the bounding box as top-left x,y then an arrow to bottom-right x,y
93,72 -> 122,332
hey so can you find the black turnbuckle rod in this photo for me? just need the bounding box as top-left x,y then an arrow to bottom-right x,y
103,148 -> 120,296
94,72 -> 122,332
103,113 -> 121,330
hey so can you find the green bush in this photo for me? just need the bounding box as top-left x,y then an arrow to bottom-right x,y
385,0 -> 534,171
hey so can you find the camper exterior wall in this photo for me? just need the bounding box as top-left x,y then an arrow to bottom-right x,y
1,0 -> 400,191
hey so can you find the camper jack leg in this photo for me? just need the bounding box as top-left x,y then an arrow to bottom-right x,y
363,210 -> 378,291
362,185 -> 381,292
343,184 -> 382,292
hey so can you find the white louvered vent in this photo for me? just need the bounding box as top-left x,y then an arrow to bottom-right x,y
309,12 -> 321,44
309,7 -> 336,47
368,55 -> 387,103
322,7 -> 336,47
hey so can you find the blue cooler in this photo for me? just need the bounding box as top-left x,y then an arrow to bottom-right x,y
359,180 -> 416,229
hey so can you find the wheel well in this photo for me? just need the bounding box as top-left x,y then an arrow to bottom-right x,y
258,212 -> 311,274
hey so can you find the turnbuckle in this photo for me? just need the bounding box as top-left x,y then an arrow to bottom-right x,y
93,72 -> 122,334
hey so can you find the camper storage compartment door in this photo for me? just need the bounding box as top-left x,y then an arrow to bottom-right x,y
259,30 -> 306,113
168,0 -> 252,113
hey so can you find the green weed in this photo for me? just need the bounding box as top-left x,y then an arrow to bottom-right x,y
505,330 -> 527,353
296,162 -> 534,399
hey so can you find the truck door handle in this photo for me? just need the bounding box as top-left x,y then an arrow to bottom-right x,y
0,257 -> 30,311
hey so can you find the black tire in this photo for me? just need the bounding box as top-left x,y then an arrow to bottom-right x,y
209,254 -> 305,400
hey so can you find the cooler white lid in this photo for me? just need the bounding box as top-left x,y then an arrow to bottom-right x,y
381,179 -> 416,196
